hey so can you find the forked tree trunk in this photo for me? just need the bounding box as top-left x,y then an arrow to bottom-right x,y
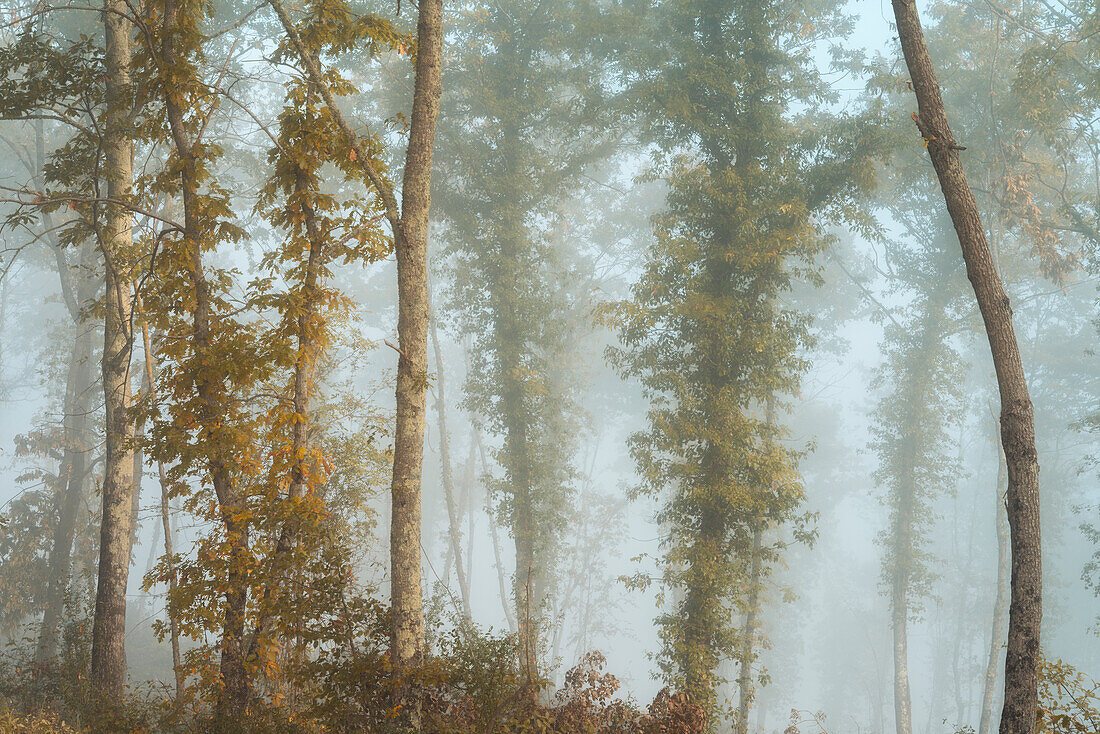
980,416 -> 1011,734
479,436 -> 518,634
90,0 -> 137,697
890,2 -> 1042,732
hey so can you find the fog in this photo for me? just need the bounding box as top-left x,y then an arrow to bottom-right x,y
0,0 -> 1096,731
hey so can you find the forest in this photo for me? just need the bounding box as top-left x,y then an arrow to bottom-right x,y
0,0 -> 1095,731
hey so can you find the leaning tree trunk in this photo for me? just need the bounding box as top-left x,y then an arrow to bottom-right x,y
980,416 -> 1011,734
890,2 -> 1042,732
90,0 -> 137,698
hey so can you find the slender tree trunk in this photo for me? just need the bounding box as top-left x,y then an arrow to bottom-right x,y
160,0 -> 251,717
36,272 -> 97,664
35,122 -> 101,665
430,311 -> 471,619
890,3 -> 1042,732
479,436 -> 518,634
91,0 -> 137,697
514,492 -> 539,683
129,348 -> 148,566
464,442 -> 475,598
736,525 -> 764,734
736,399 -> 776,734
137,314 -> 183,702
242,167 -> 327,672
980,417 -> 1011,734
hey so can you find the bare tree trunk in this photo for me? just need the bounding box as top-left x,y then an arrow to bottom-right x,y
890,3 -> 1042,732
980,416 -> 1011,734
430,311 -> 471,619
91,0 -> 136,697
387,5 -> 443,722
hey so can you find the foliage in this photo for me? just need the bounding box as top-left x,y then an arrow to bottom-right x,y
1037,658 -> 1100,734
605,0 -> 885,719
434,0 -> 619,665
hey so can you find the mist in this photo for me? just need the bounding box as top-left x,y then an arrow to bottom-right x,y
0,0 -> 1096,731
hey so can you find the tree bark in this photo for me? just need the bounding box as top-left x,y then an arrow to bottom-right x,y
387,3 -> 443,719
90,0 -> 137,697
892,561 -> 914,734
267,0 -> 443,721
980,416 -> 1011,734
890,2 -> 1042,732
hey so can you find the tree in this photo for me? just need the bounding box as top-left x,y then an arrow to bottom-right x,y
89,0 -> 137,696
889,1 -> 1044,732
869,241 -> 966,734
432,0 -> 616,681
268,0 -> 443,722
609,0 -> 882,721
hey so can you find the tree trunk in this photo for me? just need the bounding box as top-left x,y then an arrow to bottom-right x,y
430,311 -> 471,619
90,0 -> 137,697
387,0 -> 443,722
892,565 -> 914,734
138,315 -> 183,702
890,2 -> 1042,732
241,166 -> 327,671
980,417 -> 1011,734
36,255 -> 98,664
479,435 -> 518,634
159,0 -> 251,715
267,0 -> 443,721
735,525 -> 764,734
